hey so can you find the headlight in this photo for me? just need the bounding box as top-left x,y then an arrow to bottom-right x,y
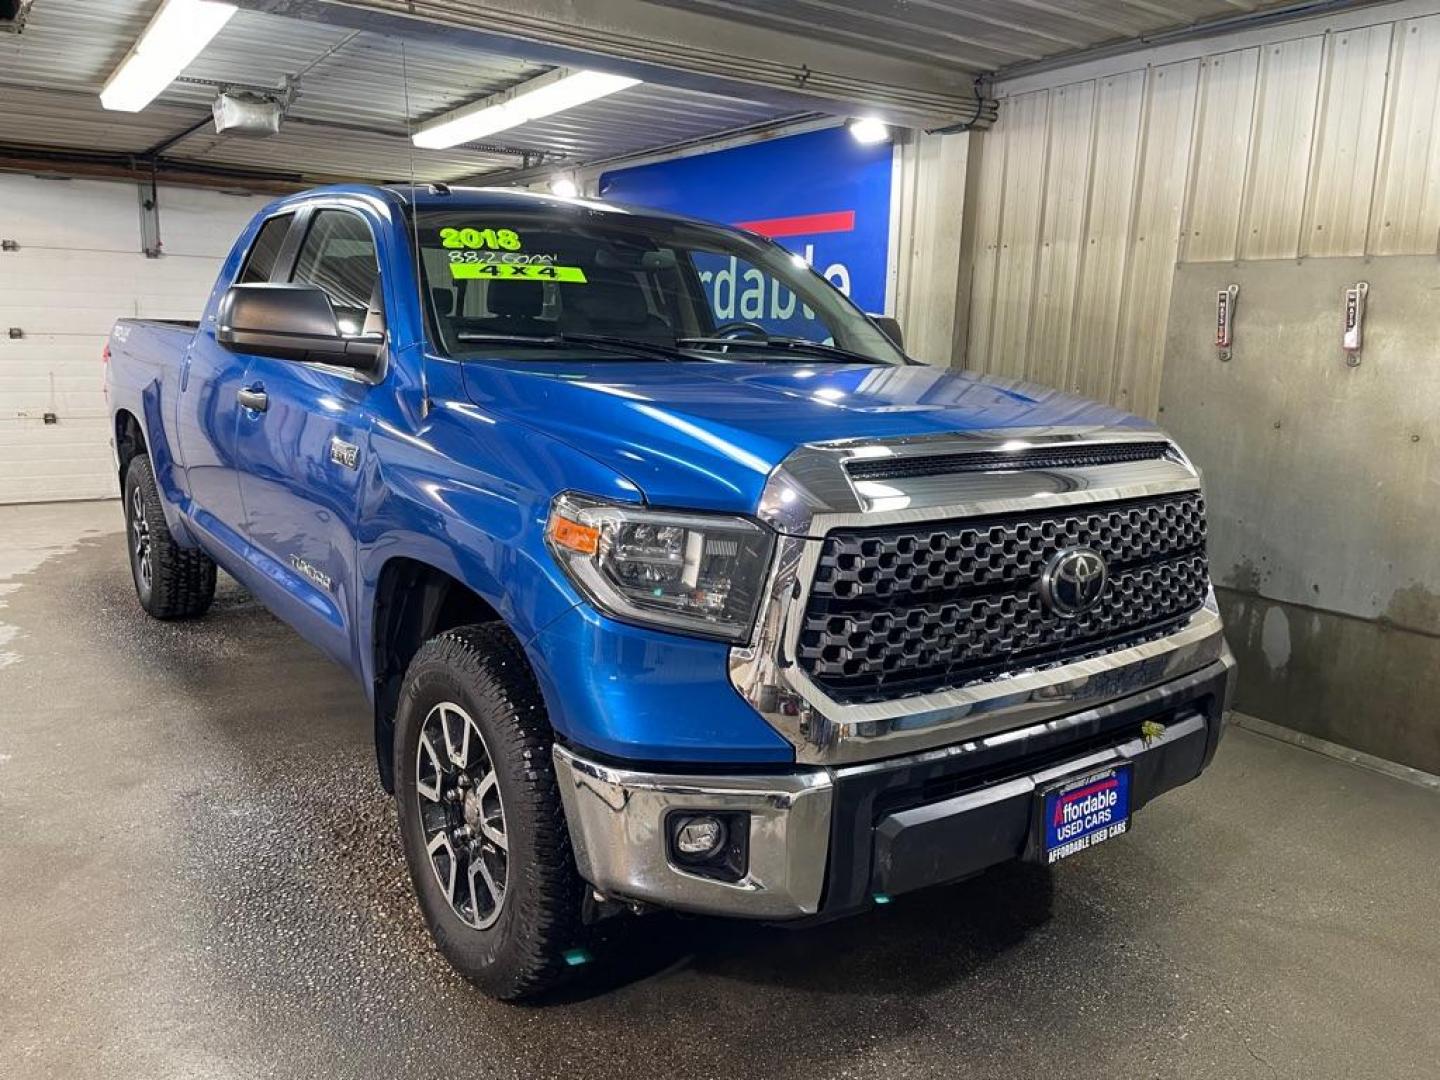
545,492 -> 775,642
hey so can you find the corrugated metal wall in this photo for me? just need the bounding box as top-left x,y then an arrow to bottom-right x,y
964,8 -> 1440,418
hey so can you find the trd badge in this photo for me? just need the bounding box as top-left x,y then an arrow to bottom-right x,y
330,437 -> 360,470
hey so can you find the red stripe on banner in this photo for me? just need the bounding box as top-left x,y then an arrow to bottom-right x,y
1053,778 -> 1119,826
733,210 -> 856,238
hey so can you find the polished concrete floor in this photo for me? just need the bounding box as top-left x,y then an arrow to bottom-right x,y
2,500 -> 1436,1080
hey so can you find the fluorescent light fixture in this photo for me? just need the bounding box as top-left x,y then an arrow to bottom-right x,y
848,117 -> 891,145
100,0 -> 237,112
549,175 -> 579,198
414,69 -> 640,150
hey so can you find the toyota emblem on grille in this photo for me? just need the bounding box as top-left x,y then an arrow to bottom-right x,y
1040,547 -> 1108,616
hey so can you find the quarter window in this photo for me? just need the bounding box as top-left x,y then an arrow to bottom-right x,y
290,209 -> 380,334
237,213 -> 293,283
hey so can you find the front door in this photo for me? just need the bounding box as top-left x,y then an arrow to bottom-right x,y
232,206 -> 382,668
176,210 -> 295,558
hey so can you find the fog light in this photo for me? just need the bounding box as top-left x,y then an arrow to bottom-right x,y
666,810 -> 750,882
673,815 -> 726,860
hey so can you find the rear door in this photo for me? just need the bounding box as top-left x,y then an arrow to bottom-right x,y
231,203 -> 383,667
176,210 -> 294,551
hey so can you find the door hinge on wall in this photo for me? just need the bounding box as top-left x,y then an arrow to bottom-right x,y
1341,282 -> 1368,367
1215,284 -> 1238,361
1,239 -> 17,252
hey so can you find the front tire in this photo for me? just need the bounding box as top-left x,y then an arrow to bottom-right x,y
123,454 -> 216,619
394,623 -> 584,1000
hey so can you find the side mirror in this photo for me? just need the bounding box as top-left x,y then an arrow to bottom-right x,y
870,314 -> 904,351
217,283 -> 383,371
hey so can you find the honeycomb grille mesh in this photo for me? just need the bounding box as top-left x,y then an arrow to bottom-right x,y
798,492 -> 1209,703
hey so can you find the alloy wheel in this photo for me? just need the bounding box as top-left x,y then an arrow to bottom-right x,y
415,701 -> 509,929
129,484 -> 152,592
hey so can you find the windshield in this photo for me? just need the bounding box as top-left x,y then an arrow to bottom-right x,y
414,207 -> 907,365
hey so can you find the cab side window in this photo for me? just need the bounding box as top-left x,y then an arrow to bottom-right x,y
237,213 -> 293,283
290,209 -> 380,334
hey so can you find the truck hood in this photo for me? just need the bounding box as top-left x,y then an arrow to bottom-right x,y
460,359 -> 1150,513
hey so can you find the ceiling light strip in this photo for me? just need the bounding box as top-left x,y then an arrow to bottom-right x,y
413,68 -> 641,150
100,0 -> 238,113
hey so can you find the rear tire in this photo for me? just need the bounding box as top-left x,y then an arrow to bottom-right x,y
123,454 -> 216,619
394,623 -> 585,1001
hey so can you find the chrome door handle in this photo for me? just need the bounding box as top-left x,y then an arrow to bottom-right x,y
237,387 -> 268,412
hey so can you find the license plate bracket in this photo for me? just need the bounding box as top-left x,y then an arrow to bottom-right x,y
1036,763 -> 1132,865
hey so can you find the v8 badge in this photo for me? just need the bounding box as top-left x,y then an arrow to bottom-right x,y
329,437 -> 360,470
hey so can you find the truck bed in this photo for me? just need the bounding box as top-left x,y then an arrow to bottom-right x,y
106,318 -> 199,437
109,317 -> 197,371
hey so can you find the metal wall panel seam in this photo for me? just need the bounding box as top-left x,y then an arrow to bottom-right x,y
1229,45 -> 1270,261
1060,78 -> 1108,396
1021,91 -> 1057,385
1354,22 -> 1400,257
1372,16 -> 1440,253
1029,80 -> 1096,394
1293,32 -> 1337,258
1070,72 -> 1145,403
1113,59 -> 1202,418
1181,48 -> 1261,263
965,123 -> 1009,373
991,90 -> 1050,379
1108,65 -> 1159,412
1302,24 -> 1394,256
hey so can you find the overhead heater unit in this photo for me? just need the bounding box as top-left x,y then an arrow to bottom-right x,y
1,0 -> 36,33
212,91 -> 284,136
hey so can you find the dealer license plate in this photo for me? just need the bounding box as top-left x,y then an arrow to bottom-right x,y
1039,764 -> 1132,865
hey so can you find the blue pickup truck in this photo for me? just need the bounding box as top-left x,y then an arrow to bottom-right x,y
106,183 -> 1233,999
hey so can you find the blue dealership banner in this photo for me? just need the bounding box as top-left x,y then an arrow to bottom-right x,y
597,126 -> 895,317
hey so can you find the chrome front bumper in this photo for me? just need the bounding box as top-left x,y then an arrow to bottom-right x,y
554,651 -> 1235,920
552,746 -> 835,918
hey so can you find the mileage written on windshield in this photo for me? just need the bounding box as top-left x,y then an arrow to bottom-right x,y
437,226 -> 589,283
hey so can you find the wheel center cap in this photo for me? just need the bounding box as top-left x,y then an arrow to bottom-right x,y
462,789 -> 482,829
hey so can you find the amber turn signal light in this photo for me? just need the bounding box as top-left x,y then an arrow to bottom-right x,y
549,514 -> 600,555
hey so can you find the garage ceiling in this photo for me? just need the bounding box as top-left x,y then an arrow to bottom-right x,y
641,0 -> 1336,73
0,0 -> 804,186
0,0 -> 1372,189
255,0 -> 1361,123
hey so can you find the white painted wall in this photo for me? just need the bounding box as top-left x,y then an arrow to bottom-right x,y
0,174 -> 266,504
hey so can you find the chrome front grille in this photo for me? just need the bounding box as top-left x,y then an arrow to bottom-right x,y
796,492 -> 1210,703
842,440 -> 1173,482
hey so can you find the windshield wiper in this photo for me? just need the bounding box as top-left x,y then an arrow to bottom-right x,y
677,336 -> 877,364
455,332 -> 563,344
557,332 -> 685,361
454,331 -> 681,361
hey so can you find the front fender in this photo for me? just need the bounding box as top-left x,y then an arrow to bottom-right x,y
355,398 -> 641,697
